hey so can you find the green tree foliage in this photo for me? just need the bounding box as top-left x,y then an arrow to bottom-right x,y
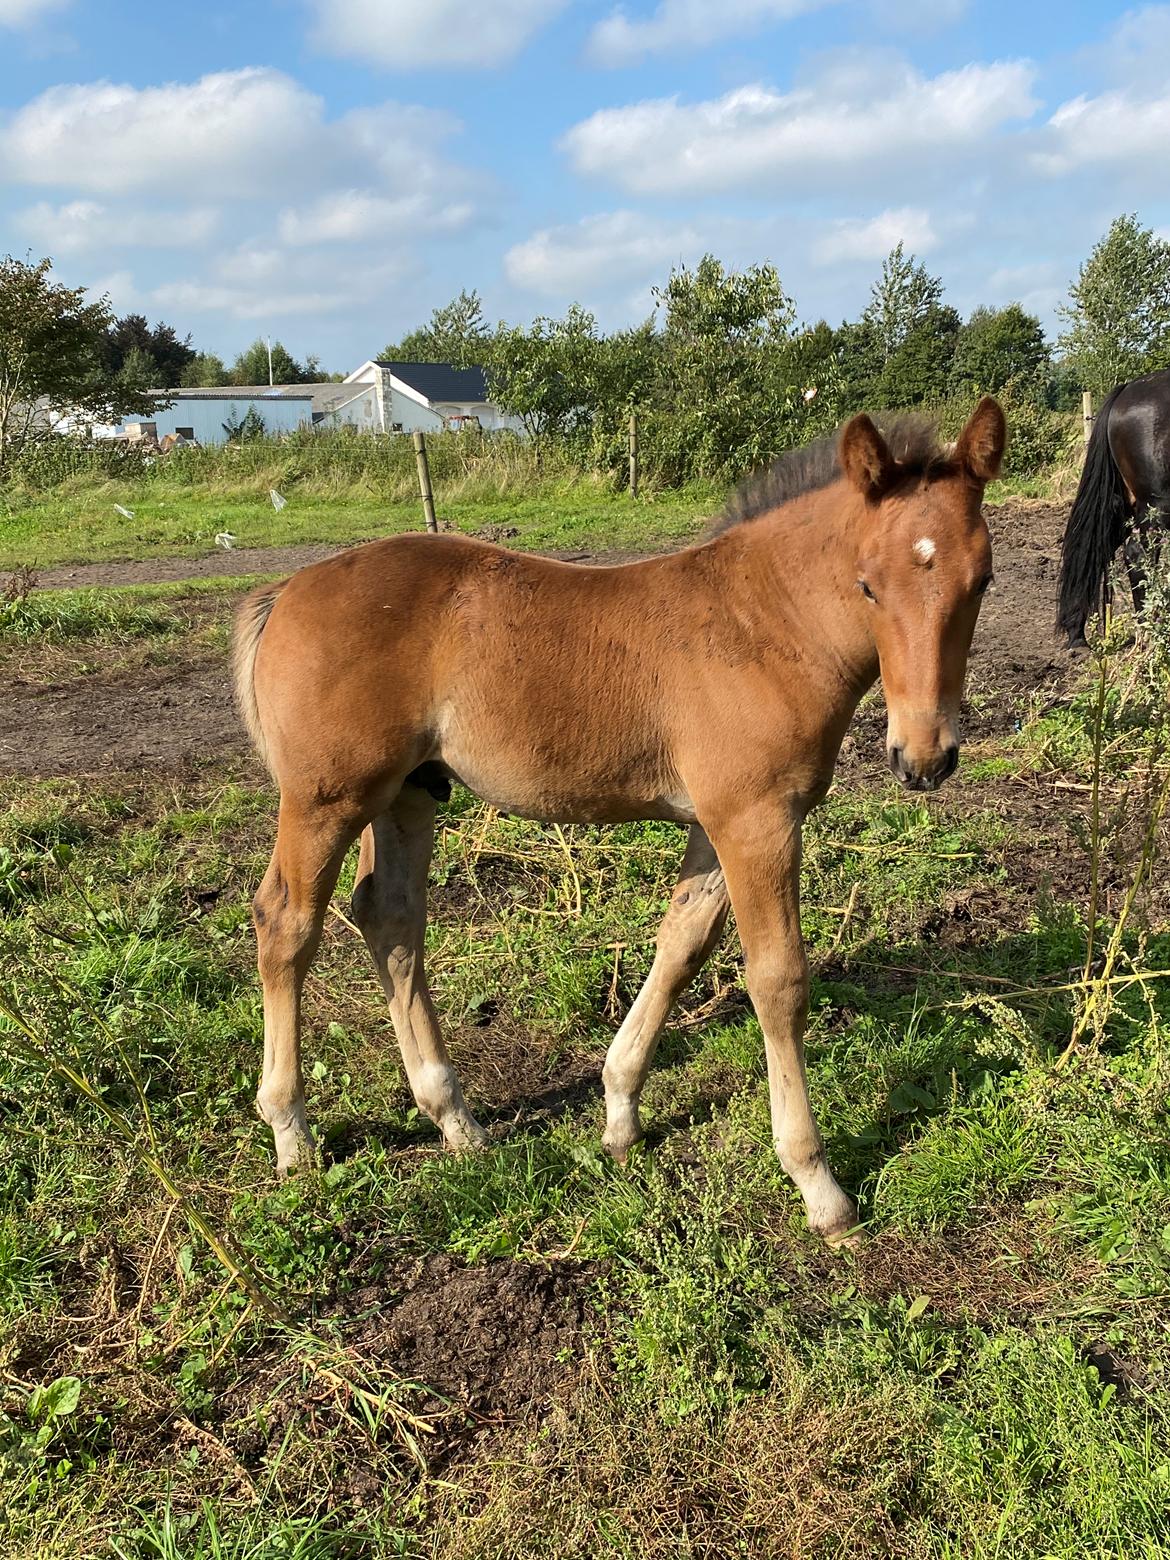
230,338 -> 312,387
482,304 -> 601,446
1058,214 -> 1170,395
179,352 -> 229,388
864,244 -> 944,364
878,303 -> 961,408
0,255 -> 158,471
851,245 -> 962,409
384,289 -> 488,365
99,312 -> 194,388
650,254 -> 796,478
950,304 -> 1050,400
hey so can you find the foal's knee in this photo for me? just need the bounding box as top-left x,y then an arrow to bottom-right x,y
745,952 -> 809,1025
253,884 -> 318,981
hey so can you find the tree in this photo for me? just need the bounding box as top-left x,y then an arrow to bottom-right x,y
100,312 -> 194,387
772,321 -> 850,440
1058,214 -> 1170,395
864,244 -> 945,364
230,338 -> 306,386
950,304 -> 1050,399
0,255 -> 158,472
652,254 -> 796,478
481,304 -> 601,447
383,289 -> 488,365
180,351 -> 229,387
877,303 -> 962,407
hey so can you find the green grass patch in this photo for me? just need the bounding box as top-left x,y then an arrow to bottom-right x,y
1,654 -> 1168,1555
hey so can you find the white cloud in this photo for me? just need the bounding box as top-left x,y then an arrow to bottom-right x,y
868,0 -> 966,28
278,190 -> 475,245
815,206 -> 937,263
307,0 -> 564,69
151,243 -> 415,322
1,70 -> 317,197
0,0 -> 68,26
587,0 -> 831,66
1102,5 -> 1170,89
506,210 -> 706,296
561,60 -> 1038,196
1036,88 -> 1170,173
150,278 -> 346,321
0,68 -> 472,211
16,199 -> 219,252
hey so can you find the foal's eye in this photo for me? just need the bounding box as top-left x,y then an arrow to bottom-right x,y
858,579 -> 877,603
976,573 -> 994,595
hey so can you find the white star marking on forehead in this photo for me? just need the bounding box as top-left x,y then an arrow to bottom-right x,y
913,537 -> 936,563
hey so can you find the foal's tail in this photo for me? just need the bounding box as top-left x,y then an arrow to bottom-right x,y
1057,383 -> 1130,644
232,580 -> 287,773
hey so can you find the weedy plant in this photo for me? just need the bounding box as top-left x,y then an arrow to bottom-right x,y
1062,561 -> 1170,1063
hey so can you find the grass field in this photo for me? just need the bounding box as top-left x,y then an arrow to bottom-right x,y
2,557 -> 1169,1557
0,423 -> 1067,571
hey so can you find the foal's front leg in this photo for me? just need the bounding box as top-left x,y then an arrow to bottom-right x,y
710,803 -> 858,1246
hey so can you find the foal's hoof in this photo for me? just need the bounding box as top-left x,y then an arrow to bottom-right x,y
442,1118 -> 489,1153
602,1131 -> 643,1166
822,1223 -> 866,1253
274,1140 -> 317,1178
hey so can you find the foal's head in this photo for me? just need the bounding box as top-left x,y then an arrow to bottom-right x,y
840,398 -> 1004,792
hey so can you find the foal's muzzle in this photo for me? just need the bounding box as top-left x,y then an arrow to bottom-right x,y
888,743 -> 959,792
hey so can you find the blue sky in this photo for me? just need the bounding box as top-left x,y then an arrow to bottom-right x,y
1,0 -> 1167,372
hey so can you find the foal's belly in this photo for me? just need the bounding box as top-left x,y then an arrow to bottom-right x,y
434,739 -> 697,826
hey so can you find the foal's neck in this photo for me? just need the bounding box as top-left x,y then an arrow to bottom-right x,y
722,483 -> 879,705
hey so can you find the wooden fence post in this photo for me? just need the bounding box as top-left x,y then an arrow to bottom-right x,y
412,430 -> 438,534
1082,390 -> 1094,448
628,408 -> 639,498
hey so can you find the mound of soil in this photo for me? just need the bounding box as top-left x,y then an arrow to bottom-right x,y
341,1253 -> 594,1425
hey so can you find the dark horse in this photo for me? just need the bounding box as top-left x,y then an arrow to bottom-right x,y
1058,369 -> 1170,646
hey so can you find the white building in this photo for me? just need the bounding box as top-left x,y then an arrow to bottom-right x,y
95,361 -> 519,445
104,382 -> 377,444
343,361 -> 523,434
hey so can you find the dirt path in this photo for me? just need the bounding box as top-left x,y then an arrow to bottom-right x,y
6,501 -> 1075,779
34,539 -> 646,591
37,541 -> 368,590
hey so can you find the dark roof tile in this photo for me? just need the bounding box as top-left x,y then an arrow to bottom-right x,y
375,361 -> 490,403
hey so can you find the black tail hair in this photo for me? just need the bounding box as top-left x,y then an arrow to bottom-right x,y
1057,383 -> 1130,641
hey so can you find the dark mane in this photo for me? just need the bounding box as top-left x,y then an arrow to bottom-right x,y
712,415 -> 953,535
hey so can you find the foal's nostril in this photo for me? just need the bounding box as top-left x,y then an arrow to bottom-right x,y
888,745 -> 906,781
939,744 -> 959,782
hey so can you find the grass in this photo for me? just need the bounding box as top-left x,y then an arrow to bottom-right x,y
0,422 -> 1066,571
0,433 -> 719,570
2,557 -> 1169,1556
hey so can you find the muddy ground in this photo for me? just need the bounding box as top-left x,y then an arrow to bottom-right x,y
5,500 -> 1074,779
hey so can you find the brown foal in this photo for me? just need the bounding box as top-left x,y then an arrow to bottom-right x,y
234,398 -> 1003,1245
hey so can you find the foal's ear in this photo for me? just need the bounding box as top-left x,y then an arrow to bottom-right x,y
839,414 -> 896,503
955,396 -> 1006,484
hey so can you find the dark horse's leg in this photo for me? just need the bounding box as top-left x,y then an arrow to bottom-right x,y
1123,502 -> 1151,617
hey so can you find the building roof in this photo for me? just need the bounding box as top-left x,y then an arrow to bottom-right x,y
149,383 -> 370,415
375,361 -> 490,404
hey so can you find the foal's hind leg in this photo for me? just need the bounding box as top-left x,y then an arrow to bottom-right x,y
254,800 -> 357,1173
602,826 -> 729,1161
351,786 -> 486,1151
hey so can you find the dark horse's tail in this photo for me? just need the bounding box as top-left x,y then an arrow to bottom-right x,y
1057,383 -> 1130,644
